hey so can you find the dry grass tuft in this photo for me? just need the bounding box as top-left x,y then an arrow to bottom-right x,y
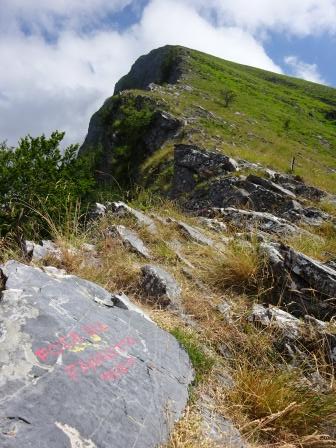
163,406 -> 216,448
48,236 -> 140,295
286,222 -> 336,262
203,239 -> 268,294
229,365 -> 336,444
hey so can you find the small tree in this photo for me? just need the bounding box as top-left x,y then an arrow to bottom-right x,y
283,118 -> 291,132
222,88 -> 236,108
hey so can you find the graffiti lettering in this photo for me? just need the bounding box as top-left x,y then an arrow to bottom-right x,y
100,357 -> 135,382
34,322 -> 109,362
63,336 -> 137,381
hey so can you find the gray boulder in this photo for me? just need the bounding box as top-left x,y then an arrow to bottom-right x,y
110,201 -> 157,234
0,261 -> 193,448
141,265 -> 182,307
248,304 -> 302,340
261,243 -> 336,319
109,225 -> 152,259
176,220 -> 214,246
25,240 -> 62,262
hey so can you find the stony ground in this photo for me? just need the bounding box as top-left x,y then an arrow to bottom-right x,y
4,181 -> 336,447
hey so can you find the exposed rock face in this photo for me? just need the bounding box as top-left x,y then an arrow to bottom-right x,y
0,261 -> 193,448
141,265 -> 182,307
187,173 -> 316,223
109,225 -> 152,259
114,45 -> 186,94
269,172 -> 327,201
249,304 -> 302,340
143,111 -> 182,154
209,207 -> 303,236
248,303 -> 336,365
79,94 -> 182,185
25,240 -> 62,262
261,243 -> 336,319
172,144 -> 238,196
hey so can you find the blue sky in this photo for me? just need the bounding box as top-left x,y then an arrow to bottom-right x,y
0,0 -> 335,146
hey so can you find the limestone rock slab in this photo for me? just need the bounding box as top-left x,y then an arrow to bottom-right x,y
0,261 -> 193,448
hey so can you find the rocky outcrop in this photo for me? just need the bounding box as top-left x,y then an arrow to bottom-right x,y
25,240 -> 62,262
248,303 -> 336,364
79,94 -> 182,185
141,264 -> 182,307
261,243 -> 336,319
249,303 -> 303,340
114,46 -> 186,94
0,261 -> 193,448
209,207 -> 304,236
167,218 -> 214,246
110,201 -> 157,233
109,225 -> 152,259
186,171 -> 330,227
268,172 -> 327,201
172,144 -> 238,196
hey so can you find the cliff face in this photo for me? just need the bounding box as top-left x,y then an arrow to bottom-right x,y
79,92 -> 182,185
79,46 -> 188,185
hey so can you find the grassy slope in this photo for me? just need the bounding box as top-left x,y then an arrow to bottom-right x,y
18,198 -> 335,447
139,47 -> 336,193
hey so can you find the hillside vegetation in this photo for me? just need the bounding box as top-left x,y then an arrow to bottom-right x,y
81,45 -> 336,194
1,46 -> 336,448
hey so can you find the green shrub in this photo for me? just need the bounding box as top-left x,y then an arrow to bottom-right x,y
0,131 -> 95,238
108,97 -> 155,185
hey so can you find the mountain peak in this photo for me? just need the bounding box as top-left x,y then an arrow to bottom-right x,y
114,45 -> 188,94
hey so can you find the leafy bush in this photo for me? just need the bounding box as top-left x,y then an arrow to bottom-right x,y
221,88 -> 237,107
0,131 -> 95,238
108,97 -> 155,184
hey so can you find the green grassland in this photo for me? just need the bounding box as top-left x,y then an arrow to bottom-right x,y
137,46 -> 336,193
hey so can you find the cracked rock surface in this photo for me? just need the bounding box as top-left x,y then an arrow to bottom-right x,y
141,264 -> 182,307
0,261 -> 193,448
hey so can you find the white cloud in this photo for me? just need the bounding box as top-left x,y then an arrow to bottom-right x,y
0,0 -> 330,147
0,0 -> 133,34
136,0 -> 280,71
284,55 -> 325,83
0,0 -> 283,147
185,0 -> 336,36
